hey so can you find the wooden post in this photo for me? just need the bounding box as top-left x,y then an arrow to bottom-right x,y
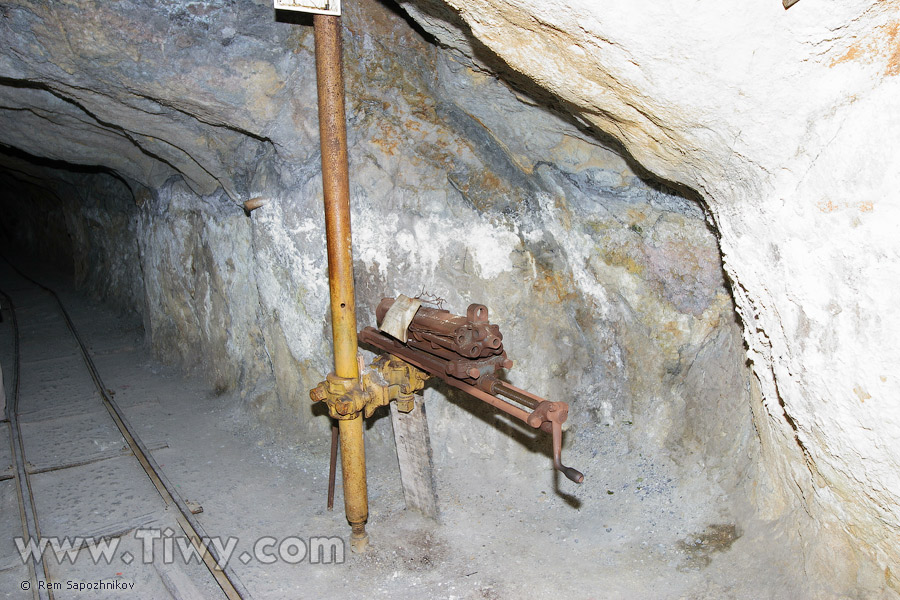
389,396 -> 439,520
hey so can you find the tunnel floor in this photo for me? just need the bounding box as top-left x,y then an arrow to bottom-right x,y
0,259 -> 801,599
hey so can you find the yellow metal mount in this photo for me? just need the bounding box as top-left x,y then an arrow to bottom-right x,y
310,355 -> 430,420
311,12 -> 369,552
311,354 -> 429,552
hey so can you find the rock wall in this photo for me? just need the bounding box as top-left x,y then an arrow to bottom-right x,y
3,0 -> 891,595
2,0 -> 750,462
396,0 -> 900,593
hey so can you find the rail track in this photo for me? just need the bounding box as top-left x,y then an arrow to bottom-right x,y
0,259 -> 250,599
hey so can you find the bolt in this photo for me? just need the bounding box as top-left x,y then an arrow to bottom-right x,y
350,524 -> 369,553
310,386 -> 326,402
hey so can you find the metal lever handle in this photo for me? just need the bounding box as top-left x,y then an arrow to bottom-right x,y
493,384 -> 584,484
551,420 -> 584,483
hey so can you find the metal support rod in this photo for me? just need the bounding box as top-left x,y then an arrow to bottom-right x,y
338,416 -> 368,550
314,14 -> 358,378
327,420 -> 338,511
313,13 -> 368,551
492,381 -> 540,410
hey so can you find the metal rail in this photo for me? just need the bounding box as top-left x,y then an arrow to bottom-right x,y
0,288 -> 52,600
1,260 -> 251,599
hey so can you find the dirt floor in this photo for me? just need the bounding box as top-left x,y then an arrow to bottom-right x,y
0,262 -> 804,599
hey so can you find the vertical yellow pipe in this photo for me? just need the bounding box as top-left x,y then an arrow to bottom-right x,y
313,13 -> 369,551
338,416 -> 367,550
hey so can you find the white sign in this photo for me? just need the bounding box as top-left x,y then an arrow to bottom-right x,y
379,295 -> 422,344
274,0 -> 341,16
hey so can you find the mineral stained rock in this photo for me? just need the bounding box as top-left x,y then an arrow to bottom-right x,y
398,0 -> 900,593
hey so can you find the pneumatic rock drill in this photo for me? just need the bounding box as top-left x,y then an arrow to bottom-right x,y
361,296 -> 584,484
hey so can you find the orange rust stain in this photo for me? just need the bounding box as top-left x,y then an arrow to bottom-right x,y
370,121 -> 402,156
530,248 -> 577,302
478,170 -> 503,193
817,199 -> 875,214
533,271 -> 575,302
831,17 -> 900,77
602,248 -> 645,276
662,321 -> 680,336
817,199 -> 839,213
834,44 -> 862,66
370,134 -> 399,156
887,21 -> 900,76
373,139 -> 398,156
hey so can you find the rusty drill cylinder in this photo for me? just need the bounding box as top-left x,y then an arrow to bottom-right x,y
376,298 -> 504,359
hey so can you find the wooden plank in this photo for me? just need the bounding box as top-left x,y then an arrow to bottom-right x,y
389,396 -> 439,520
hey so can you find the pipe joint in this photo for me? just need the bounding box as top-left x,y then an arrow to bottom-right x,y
309,354 -> 430,419
310,372 -> 364,419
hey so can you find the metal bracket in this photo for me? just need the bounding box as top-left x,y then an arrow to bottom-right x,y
310,354 -> 430,419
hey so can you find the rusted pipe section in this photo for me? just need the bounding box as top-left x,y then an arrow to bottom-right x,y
491,381 -> 541,410
314,14 -> 358,379
443,375 -> 533,423
313,13 -> 368,552
376,298 -> 504,359
243,197 -> 266,213
359,326 -> 528,419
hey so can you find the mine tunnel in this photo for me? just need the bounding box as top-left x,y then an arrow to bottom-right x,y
0,1 -> 897,598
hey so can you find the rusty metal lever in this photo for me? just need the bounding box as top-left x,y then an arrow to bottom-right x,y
491,381 -> 583,482
551,420 -> 584,483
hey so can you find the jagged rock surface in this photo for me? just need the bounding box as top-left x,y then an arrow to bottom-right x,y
397,0 -> 900,593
